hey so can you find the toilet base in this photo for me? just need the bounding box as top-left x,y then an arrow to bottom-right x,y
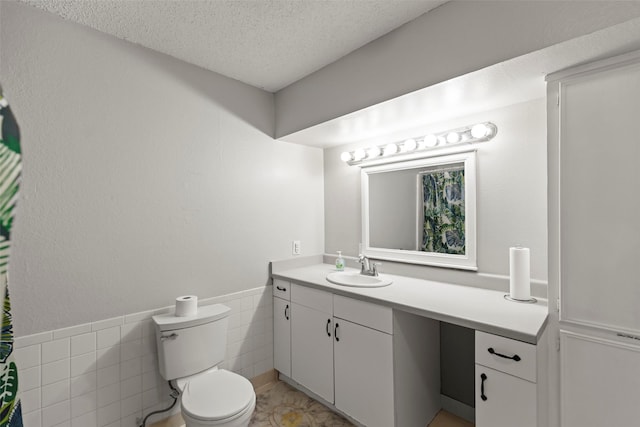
182,392 -> 256,427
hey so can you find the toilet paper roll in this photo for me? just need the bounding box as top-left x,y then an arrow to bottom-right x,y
175,295 -> 198,317
509,247 -> 531,301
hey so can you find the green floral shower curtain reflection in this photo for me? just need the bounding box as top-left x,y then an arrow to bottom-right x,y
420,165 -> 466,255
0,88 -> 24,427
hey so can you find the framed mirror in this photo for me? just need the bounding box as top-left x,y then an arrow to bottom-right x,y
361,150 -> 477,270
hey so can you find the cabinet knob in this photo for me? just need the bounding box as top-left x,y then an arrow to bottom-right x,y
488,347 -> 521,362
326,319 -> 331,337
285,304 -> 289,320
334,322 -> 340,342
276,285 -> 287,292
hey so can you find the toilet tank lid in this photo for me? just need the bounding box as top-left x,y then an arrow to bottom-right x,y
152,304 -> 231,332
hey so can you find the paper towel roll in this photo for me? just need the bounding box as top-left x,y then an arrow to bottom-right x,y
175,295 -> 198,317
509,247 -> 531,301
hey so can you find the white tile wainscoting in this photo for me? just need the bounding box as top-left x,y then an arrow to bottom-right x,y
15,286 -> 274,427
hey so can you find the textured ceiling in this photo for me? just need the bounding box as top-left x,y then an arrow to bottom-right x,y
22,0 -> 447,92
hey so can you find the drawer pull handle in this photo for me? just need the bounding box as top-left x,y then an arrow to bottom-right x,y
488,347 -> 521,362
285,304 -> 289,320
326,319 -> 331,337
276,286 -> 287,292
335,322 -> 340,342
480,373 -> 488,401
161,333 -> 178,341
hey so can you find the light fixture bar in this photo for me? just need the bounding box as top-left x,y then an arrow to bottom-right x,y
341,122 -> 497,166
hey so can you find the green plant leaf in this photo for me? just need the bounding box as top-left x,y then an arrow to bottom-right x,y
0,361 -> 18,424
0,288 -> 14,363
0,103 -> 21,155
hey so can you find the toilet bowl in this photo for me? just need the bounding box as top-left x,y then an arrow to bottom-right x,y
152,304 -> 257,427
178,368 -> 256,427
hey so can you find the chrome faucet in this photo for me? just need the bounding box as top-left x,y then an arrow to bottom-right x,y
358,254 -> 380,277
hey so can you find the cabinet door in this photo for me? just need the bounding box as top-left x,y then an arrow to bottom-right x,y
559,63 -> 640,334
334,319 -> 394,427
291,303 -> 334,403
561,331 -> 640,427
273,297 -> 291,377
475,365 -> 536,427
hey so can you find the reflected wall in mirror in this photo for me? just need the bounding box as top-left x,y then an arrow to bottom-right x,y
362,151 -> 477,270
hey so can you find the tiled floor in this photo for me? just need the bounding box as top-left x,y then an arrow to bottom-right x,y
251,381 -> 353,426
150,380 -> 473,427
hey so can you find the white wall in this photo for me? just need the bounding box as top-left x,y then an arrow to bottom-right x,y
276,0 -> 640,138
1,2 -> 324,336
324,98 -> 547,290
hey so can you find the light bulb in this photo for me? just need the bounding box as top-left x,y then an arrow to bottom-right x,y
367,146 -> 381,158
340,151 -> 353,162
471,123 -> 489,139
402,138 -> 418,152
383,143 -> 398,156
446,132 -> 460,144
353,148 -> 366,161
422,134 -> 438,148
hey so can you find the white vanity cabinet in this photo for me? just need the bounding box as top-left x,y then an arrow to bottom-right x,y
290,284 -> 335,403
475,331 -> 547,427
333,295 -> 394,427
272,279 -> 291,377
274,281 -> 440,427
271,263 -> 549,427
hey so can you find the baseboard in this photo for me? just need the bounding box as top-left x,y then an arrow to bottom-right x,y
250,368 -> 278,390
441,394 -> 475,424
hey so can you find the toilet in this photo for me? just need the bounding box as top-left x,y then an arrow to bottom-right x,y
152,304 -> 256,427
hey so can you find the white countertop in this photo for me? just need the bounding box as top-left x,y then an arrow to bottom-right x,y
272,263 -> 548,344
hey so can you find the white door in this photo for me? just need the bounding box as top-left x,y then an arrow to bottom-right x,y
475,365 -> 536,427
273,297 -> 291,377
560,331 -> 640,427
291,303 -> 334,403
559,62 -> 640,335
554,57 -> 640,427
334,319 -> 394,427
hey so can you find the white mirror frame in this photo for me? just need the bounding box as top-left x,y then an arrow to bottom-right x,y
361,150 -> 477,270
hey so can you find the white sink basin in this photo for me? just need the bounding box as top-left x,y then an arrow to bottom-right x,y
326,271 -> 392,288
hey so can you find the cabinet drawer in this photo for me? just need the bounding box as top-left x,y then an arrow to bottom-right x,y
475,331 -> 536,382
273,279 -> 290,300
333,295 -> 392,334
291,284 -> 332,313
475,364 -> 537,427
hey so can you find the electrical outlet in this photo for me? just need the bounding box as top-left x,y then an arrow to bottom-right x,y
292,240 -> 301,255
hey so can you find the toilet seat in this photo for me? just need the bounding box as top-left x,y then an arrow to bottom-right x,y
181,369 -> 255,423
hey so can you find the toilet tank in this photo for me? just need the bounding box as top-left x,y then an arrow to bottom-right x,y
152,304 -> 231,380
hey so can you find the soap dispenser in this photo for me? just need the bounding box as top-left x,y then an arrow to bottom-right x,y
335,251 -> 345,271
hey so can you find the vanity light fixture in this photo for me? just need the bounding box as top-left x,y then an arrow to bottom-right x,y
383,143 -> 398,156
421,134 -> 438,148
471,123 -> 491,139
367,146 -> 382,158
402,138 -> 418,152
446,132 -> 461,144
353,148 -> 367,161
340,151 -> 353,162
340,121 -> 497,166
